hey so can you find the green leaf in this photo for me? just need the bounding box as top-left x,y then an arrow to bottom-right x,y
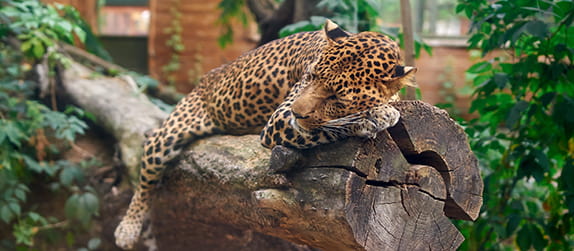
80,192 -> 99,214
0,205 -> 13,223
455,3 -> 465,14
65,194 -> 79,220
506,101 -> 528,129
493,72 -> 508,89
8,202 -> 20,217
1,121 -> 25,147
54,23 -> 74,43
22,156 -> 52,175
532,149 -> 550,171
517,225 -> 532,250
74,26 -> 86,43
59,166 -> 83,187
529,224 -> 547,251
65,192 -> 99,227
1,6 -> 21,17
32,40 -> 45,59
464,4 -> 473,18
467,61 -> 492,74
503,21 -> 527,44
14,188 -> 26,202
20,40 -> 32,53
506,214 -> 521,237
472,74 -> 491,88
57,20 -> 72,32
524,20 -> 548,38
476,78 -> 496,95
28,212 -> 41,222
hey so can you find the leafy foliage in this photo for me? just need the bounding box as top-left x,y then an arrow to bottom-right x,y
2,0 -> 84,61
279,0 -> 432,58
456,0 -> 574,250
216,0 -> 431,59
0,0 -> 101,249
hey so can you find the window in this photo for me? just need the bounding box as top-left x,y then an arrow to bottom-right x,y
99,0 -> 149,36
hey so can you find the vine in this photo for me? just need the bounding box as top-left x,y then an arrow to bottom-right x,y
186,43 -> 204,86
161,0 -> 185,86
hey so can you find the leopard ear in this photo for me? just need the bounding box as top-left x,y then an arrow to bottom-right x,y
392,66 -> 418,87
323,19 -> 349,44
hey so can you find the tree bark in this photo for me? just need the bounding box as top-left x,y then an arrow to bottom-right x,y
150,101 -> 482,251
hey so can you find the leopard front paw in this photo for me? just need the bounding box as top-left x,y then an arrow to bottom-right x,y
356,104 -> 400,138
369,104 -> 400,129
114,217 -> 143,250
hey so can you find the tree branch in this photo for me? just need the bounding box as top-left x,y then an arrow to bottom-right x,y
58,60 -> 167,181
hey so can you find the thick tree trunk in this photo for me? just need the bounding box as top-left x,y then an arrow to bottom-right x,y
150,101 -> 482,251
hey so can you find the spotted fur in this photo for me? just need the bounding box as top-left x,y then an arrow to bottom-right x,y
115,20 -> 416,249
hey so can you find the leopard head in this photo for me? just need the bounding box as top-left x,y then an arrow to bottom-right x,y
291,19 -> 417,132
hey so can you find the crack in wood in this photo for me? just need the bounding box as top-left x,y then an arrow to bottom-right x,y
305,164 -> 450,207
399,190 -> 411,217
417,188 -> 447,202
365,179 -> 417,188
307,165 -> 367,177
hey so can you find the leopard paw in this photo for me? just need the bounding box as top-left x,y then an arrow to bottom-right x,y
357,104 -> 400,138
369,104 -> 400,129
114,217 -> 143,250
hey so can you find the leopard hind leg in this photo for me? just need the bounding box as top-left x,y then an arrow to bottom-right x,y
114,91 -> 220,249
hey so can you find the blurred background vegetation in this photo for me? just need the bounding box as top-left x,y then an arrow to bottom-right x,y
0,0 -> 572,250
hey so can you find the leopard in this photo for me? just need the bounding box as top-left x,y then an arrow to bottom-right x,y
114,19 -> 416,249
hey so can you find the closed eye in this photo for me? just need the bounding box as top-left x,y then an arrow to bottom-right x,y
334,97 -> 352,102
292,111 -> 309,119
